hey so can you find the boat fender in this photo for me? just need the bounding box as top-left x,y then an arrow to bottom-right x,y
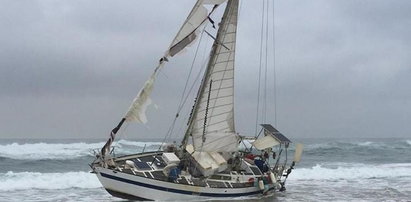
269,172 -> 276,184
275,181 -> 282,190
258,179 -> 265,190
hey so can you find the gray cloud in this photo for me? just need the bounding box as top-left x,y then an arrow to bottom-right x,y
1,0 -> 410,139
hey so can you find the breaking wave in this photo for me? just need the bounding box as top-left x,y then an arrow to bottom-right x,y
0,171 -> 101,191
1,139 -> 409,161
116,139 -> 162,148
356,141 -> 374,146
2,163 -> 410,191
289,163 -> 411,180
303,139 -> 411,152
0,140 -> 162,160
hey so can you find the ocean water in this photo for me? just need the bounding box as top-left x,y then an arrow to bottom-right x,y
0,138 -> 410,201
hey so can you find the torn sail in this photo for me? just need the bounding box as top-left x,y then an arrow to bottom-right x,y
124,66 -> 161,123
167,0 -> 227,57
124,0 -> 227,123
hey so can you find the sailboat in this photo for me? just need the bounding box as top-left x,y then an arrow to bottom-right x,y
91,0 -> 303,200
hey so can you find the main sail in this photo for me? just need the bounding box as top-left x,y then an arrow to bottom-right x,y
186,0 -> 239,152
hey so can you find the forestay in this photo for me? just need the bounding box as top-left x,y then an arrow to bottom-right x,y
188,0 -> 239,152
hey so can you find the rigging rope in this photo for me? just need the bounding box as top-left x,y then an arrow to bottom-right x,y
264,0 -> 270,123
255,0 -> 278,133
157,26 -> 208,150
254,0 -> 266,136
174,55 -> 211,139
272,0 -> 278,127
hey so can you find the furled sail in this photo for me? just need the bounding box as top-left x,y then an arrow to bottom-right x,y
186,0 -> 239,152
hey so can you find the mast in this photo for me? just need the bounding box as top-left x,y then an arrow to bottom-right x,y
182,0 -> 239,152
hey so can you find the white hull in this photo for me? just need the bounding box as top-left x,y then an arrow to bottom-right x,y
95,167 -> 268,201
92,0 -> 299,200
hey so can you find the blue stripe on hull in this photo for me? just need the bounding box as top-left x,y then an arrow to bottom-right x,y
100,172 -> 262,197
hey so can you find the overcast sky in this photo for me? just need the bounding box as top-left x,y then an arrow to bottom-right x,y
1,0 -> 410,140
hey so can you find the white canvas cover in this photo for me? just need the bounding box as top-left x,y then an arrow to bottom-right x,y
208,151 -> 228,172
162,152 -> 181,165
185,144 -> 227,176
189,0 -> 239,152
252,135 -> 280,150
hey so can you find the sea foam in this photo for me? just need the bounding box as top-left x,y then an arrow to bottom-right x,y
117,139 -> 162,147
0,140 -> 162,160
304,140 -> 411,152
289,163 -> 411,180
2,163 -> 410,191
356,141 -> 374,146
0,171 -> 101,191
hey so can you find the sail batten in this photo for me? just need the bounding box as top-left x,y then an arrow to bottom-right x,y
186,0 -> 239,152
